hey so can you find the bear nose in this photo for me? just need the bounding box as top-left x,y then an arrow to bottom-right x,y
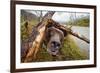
51,41 -> 60,49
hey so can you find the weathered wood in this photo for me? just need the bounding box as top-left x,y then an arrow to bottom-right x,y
24,23 -> 46,62
24,12 -> 55,62
42,11 -> 55,20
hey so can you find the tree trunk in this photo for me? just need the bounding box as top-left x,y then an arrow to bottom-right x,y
24,11 -> 55,62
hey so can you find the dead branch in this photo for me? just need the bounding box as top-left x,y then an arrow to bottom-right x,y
59,25 -> 90,43
69,31 -> 90,43
45,19 -> 90,44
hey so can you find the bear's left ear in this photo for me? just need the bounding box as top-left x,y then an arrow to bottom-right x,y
47,27 -> 54,36
45,27 -> 52,41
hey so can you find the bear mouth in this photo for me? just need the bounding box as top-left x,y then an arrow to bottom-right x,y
47,48 -> 59,56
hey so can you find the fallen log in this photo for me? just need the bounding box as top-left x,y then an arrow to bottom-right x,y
24,12 -> 55,62
24,22 -> 46,62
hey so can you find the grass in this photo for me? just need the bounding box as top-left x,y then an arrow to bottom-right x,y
61,35 -> 88,60
67,16 -> 89,27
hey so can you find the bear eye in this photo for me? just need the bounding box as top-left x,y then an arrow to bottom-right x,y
50,31 -> 54,36
57,43 -> 60,47
51,42 -> 54,47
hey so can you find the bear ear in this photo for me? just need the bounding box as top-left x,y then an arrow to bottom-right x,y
47,27 -> 54,36
45,27 -> 53,42
58,28 -> 67,37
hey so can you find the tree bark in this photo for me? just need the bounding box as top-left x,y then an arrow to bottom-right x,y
24,11 -> 55,62
24,24 -> 46,62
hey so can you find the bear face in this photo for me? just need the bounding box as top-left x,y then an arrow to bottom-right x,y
45,27 -> 64,56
